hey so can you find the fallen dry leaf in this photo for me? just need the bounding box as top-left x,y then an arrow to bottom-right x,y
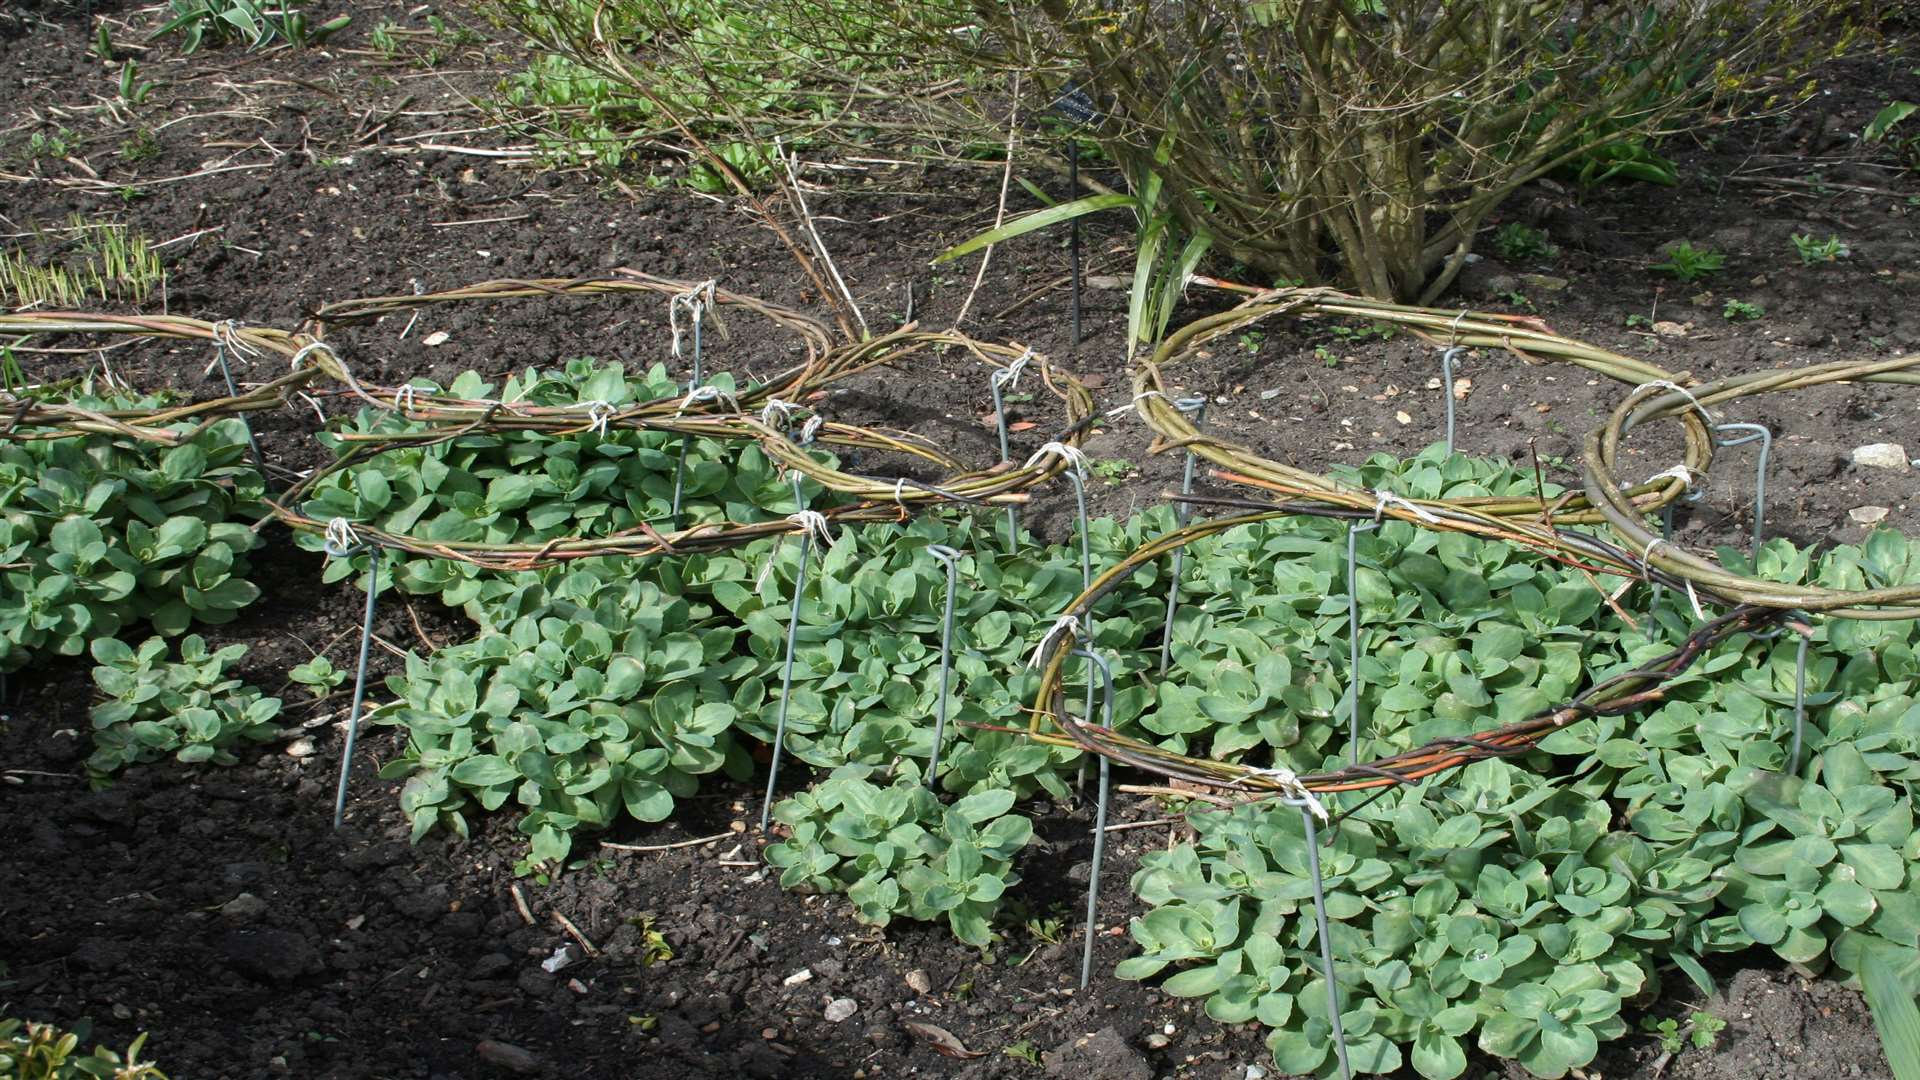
1008,421 -> 1039,432
901,1021 -> 985,1059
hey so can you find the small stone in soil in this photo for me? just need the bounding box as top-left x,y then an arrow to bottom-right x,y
1851,505 -> 1891,525
1851,443 -> 1910,471
905,969 -> 932,994
220,893 -> 269,921
470,953 -> 513,979
1043,1026 -> 1151,1080
474,1040 -> 540,1075
783,968 -> 813,986
824,998 -> 857,1023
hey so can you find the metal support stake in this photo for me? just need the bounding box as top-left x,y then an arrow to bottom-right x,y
1289,797 -> 1352,1080
1071,646 -> 1114,991
1707,422 -> 1773,556
760,467 -> 813,831
925,545 -> 963,787
327,530 -> 384,831
1066,467 -> 1095,790
1344,519 -> 1380,766
670,306 -> 707,528
990,365 -> 1021,550
1439,347 -> 1463,455
212,339 -> 266,479
1159,397 -> 1208,676
1647,503 -> 1679,623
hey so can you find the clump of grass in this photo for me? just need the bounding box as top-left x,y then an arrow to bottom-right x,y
0,216 -> 166,309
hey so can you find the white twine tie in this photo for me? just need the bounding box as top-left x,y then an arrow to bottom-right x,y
675,384 -> 740,416
1643,464 -> 1700,489
204,320 -> 260,375
670,280 -> 719,360
1244,765 -> 1327,822
1023,441 -> 1089,475
1027,614 -> 1083,670
991,349 -> 1033,393
799,414 -> 824,445
759,398 -> 801,429
1372,488 -> 1443,525
786,510 -> 835,548
580,400 -> 615,436
1631,379 -> 1716,426
1104,388 -> 1167,418
288,342 -> 339,372
393,384 -> 419,413
1643,538 -> 1706,621
322,517 -> 362,556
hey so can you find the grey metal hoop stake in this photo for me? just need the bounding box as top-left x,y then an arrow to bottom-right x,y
323,520 -> 384,831
1064,465 -> 1097,789
1703,422 -> 1773,557
1070,646 -> 1114,991
210,329 -> 266,480
1438,346 -> 1463,455
760,429 -> 820,830
1159,396 -> 1208,676
1286,794 -> 1353,1080
925,544 -> 964,787
669,300 -> 707,528
989,360 -> 1025,551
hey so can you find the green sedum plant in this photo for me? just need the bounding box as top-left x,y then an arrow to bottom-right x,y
765,765 -> 1033,946
0,1015 -> 166,1079
297,360 -> 824,606
87,634 -> 282,774
360,430 -> 1920,1077
0,392 -> 263,672
375,509 -> 1135,869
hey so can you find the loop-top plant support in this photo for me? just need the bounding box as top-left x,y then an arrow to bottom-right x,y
1582,353 -> 1920,620
1020,510 -> 1787,798
0,312 -> 324,443
1129,286 -> 1717,525
310,269 -> 837,367
3,281 -> 1096,572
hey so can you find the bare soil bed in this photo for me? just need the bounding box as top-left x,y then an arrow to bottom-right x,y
2,4 -> 1918,1078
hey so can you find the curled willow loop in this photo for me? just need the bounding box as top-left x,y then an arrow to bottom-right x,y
1,281 -> 1093,571
1582,353 -> 1920,619
1021,510 -> 1781,797
1129,287 -> 1717,524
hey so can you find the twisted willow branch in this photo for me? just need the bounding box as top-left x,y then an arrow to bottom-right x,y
0,313 -> 323,442
2,296 -> 1093,570
310,269 -> 837,369
1022,511 -> 1781,796
1583,353 -> 1920,619
1130,287 -> 1716,525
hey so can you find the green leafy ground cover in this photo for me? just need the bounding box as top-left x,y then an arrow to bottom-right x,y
0,386 -> 262,672
20,360 -> 1920,1077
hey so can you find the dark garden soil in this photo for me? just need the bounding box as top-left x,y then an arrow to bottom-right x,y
2,3 -> 1918,1078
